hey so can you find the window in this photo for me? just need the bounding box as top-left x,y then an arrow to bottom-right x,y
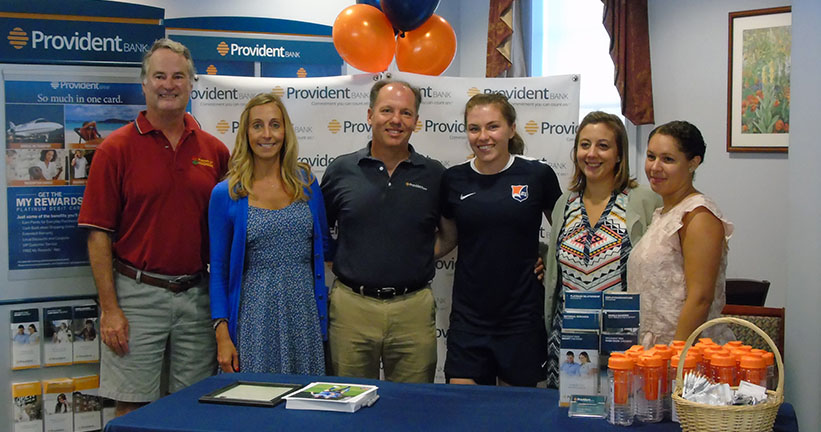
531,0 -> 622,121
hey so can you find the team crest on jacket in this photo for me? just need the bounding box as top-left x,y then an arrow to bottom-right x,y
511,185 -> 529,202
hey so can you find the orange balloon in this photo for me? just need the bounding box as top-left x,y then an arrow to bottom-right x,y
332,5 -> 396,73
395,14 -> 457,76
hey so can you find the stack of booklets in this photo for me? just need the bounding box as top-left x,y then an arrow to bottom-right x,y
284,382 -> 379,413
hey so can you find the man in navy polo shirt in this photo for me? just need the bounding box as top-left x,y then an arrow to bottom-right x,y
321,80 -> 449,383
78,39 -> 229,416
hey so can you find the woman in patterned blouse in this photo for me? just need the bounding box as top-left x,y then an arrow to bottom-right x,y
544,111 -> 661,388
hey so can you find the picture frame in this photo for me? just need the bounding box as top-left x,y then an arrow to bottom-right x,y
726,6 -> 791,153
198,381 -> 302,407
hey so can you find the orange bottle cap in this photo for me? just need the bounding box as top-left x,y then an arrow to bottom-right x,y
652,345 -> 674,359
628,345 -> 645,352
702,347 -> 727,361
610,352 -> 627,358
683,349 -> 702,363
750,348 -> 768,355
640,354 -> 664,368
698,338 -> 715,345
711,353 -> 736,367
739,345 -> 753,351
609,355 -> 634,370
724,341 -> 743,349
760,351 -> 775,366
670,340 -> 686,348
671,353 -> 698,369
730,348 -> 749,362
740,354 -> 766,369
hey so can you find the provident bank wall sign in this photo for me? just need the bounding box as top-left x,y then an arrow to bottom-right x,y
0,0 -> 163,65
173,35 -> 341,64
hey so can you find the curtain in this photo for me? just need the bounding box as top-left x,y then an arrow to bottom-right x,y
602,0 -> 655,125
487,0 -> 518,77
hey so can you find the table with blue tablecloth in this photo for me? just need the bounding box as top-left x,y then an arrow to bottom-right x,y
104,373 -> 798,431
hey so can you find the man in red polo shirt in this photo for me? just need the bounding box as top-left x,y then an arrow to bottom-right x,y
78,38 -> 229,417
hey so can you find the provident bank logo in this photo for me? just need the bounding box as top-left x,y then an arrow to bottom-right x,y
415,120 -> 422,132
215,120 -> 230,134
327,120 -> 341,134
524,120 -> 539,135
467,87 -> 481,97
8,27 -> 28,49
480,86 -> 569,101
206,65 -> 218,75
297,67 -> 307,78
272,86 -> 285,98
216,42 -> 229,56
525,119 -> 579,135
218,40 -> 301,58
6,26 -> 149,53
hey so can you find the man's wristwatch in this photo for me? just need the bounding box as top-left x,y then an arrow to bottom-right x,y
212,318 -> 227,331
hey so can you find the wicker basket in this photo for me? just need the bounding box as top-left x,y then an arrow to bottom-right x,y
673,317 -> 784,432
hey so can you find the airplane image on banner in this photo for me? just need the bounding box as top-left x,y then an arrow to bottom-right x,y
8,118 -> 64,140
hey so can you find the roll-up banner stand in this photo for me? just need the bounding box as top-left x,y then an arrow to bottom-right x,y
190,72 -> 580,381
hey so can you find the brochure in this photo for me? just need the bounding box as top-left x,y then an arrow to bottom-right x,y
10,308 -> 41,370
43,378 -> 74,432
72,375 -> 101,432
284,382 -> 379,413
43,306 -> 74,366
12,381 -> 43,432
559,331 -> 600,407
72,305 -> 99,364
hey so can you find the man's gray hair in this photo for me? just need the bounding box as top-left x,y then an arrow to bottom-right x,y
140,38 -> 196,83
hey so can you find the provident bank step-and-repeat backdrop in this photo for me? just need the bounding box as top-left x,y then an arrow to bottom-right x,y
191,72 -> 580,381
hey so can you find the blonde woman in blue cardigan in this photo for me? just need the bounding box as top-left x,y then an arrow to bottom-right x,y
544,111 -> 661,387
209,93 -> 330,375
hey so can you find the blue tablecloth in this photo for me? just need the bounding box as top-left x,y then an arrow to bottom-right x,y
105,373 -> 798,431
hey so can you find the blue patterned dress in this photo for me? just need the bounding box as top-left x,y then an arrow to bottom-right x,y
236,201 -> 325,375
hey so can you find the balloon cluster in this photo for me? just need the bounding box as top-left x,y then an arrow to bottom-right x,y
332,0 -> 456,76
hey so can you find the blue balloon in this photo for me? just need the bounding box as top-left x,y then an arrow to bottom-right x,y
356,0 -> 382,11
381,0 -> 439,32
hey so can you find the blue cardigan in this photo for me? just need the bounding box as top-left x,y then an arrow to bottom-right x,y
208,173 -> 331,342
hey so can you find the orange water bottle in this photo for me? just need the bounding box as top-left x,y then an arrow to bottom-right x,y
670,352 -> 697,423
711,353 -> 737,385
608,355 -> 634,426
703,346 -> 729,381
636,354 -> 664,423
625,350 -> 643,416
652,344 -> 674,418
739,354 -> 767,387
751,349 -> 776,389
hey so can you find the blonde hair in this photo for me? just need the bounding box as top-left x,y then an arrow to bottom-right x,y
226,93 -> 311,201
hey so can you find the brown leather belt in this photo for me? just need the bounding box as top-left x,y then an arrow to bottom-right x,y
114,260 -> 202,294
